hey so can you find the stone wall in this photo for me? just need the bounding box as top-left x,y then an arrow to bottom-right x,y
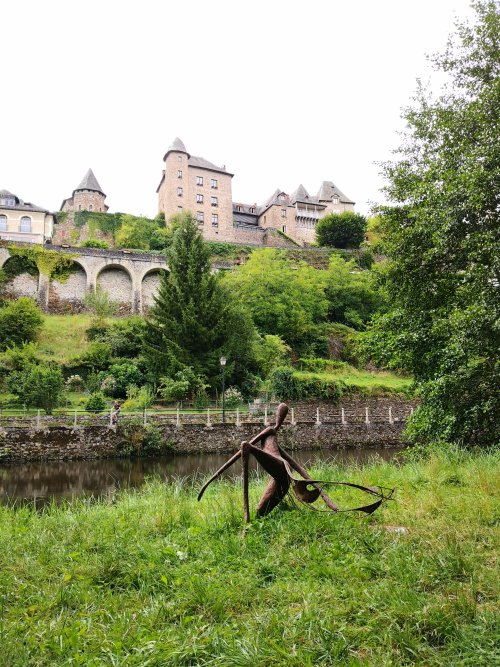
0,418 -> 407,463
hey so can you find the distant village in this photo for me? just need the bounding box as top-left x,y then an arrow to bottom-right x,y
0,138 -> 355,249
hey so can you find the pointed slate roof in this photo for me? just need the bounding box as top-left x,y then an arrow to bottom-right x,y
317,180 -> 355,205
163,137 -> 190,161
75,168 -> 105,195
290,184 -> 312,205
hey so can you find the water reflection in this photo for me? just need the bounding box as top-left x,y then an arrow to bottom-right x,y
0,448 -> 402,505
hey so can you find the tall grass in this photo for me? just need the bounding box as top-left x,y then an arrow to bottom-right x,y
0,448 -> 498,665
38,314 -> 93,363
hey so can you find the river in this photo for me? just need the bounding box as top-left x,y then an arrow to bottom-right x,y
0,447 -> 403,505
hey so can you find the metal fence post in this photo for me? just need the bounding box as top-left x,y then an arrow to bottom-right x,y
341,407 -> 347,425
316,407 -> 322,426
365,407 -> 370,425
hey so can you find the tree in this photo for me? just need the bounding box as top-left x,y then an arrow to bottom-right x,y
143,213 -> 257,388
84,286 -> 118,324
325,255 -> 387,329
223,248 -> 328,349
8,362 -> 64,414
0,297 -> 43,351
315,211 -> 367,248
364,0 -> 500,446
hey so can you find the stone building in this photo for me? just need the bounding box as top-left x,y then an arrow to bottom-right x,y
0,189 -> 54,244
157,138 -> 355,246
60,169 -> 108,214
157,138 -> 234,242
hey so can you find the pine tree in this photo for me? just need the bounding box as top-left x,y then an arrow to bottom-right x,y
143,213 -> 256,387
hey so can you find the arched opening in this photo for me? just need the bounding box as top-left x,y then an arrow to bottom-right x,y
49,260 -> 88,312
2,254 -> 39,300
141,268 -> 167,309
97,264 -> 133,313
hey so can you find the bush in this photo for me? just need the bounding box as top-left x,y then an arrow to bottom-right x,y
316,212 -> 367,249
101,361 -> 143,397
85,392 -> 107,413
268,366 -> 343,402
268,367 -> 297,400
224,386 -> 244,408
96,317 -> 146,358
78,342 -> 111,372
8,362 -> 64,414
357,249 -> 374,269
80,239 -> 109,249
0,298 -> 43,350
65,374 -> 85,391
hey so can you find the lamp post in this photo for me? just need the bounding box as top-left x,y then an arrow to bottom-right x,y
220,356 -> 226,423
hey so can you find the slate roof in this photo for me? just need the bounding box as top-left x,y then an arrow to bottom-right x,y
0,190 -> 51,214
169,137 -> 187,153
188,155 -> 233,176
316,180 -> 355,205
75,168 -> 105,195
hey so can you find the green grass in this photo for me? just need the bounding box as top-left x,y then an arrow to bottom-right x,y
38,314 -> 94,363
0,448 -> 498,665
295,367 -> 413,395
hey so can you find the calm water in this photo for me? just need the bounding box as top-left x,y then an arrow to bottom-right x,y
0,448 -> 403,505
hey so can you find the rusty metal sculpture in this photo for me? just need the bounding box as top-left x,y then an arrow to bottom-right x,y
198,403 -> 394,524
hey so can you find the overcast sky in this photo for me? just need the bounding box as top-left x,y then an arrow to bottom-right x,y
2,0 -> 473,218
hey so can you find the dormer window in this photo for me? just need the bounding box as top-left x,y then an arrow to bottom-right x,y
332,197 -> 339,204
279,194 -> 285,203
0,196 -> 15,206
237,206 -> 242,212
250,207 -> 255,213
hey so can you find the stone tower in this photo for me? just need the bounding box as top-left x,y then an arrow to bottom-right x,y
157,138 -> 234,241
60,169 -> 108,214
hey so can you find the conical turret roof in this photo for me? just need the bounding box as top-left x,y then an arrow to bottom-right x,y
75,168 -> 105,195
163,137 -> 190,161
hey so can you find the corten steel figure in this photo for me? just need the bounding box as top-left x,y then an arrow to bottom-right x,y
198,403 -> 394,524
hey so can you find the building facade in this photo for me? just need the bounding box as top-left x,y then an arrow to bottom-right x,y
157,138 -> 234,242
60,169 -> 108,214
157,138 -> 355,246
0,189 -> 54,244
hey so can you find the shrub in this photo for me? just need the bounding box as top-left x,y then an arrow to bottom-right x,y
123,385 -> 155,411
78,342 -> 111,372
316,212 -> 367,249
65,374 -> 85,391
80,239 -> 109,249
224,386 -> 244,408
85,392 -> 107,413
268,367 -> 297,400
102,361 -> 143,397
8,362 -> 64,414
0,298 -> 43,350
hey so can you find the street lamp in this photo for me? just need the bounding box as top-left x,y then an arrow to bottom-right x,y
220,356 -> 226,423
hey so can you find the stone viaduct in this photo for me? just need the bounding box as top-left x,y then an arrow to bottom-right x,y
0,245 -> 169,314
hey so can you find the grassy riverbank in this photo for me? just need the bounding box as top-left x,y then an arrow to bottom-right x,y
0,448 -> 498,666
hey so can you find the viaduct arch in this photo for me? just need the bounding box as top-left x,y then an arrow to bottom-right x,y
0,244 -> 169,314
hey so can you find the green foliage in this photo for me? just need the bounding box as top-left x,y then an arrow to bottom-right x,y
93,317 -> 146,358
77,342 -> 111,372
224,248 -> 328,349
205,241 -> 253,259
80,239 -> 109,249
157,367 -> 207,403
325,255 -> 387,330
268,366 -> 343,401
115,214 -> 166,250
224,386 -> 244,408
101,361 -> 144,398
123,385 -> 155,411
7,245 -> 77,281
365,1 -> 500,446
144,213 -> 258,388
84,286 -> 118,322
85,391 -> 107,413
253,334 -> 291,378
315,211 -> 367,248
8,362 -> 64,414
0,298 -> 44,351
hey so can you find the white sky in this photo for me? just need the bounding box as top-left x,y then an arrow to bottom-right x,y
2,0 -> 473,218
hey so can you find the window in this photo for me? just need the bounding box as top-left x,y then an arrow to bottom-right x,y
250,207 -> 255,213
279,194 -> 285,202
281,209 -> 286,218
211,214 -> 218,226
196,194 -> 204,204
177,170 -> 183,178
0,215 -> 7,231
196,211 -> 204,222
0,196 -> 14,206
20,216 -> 31,233
211,196 -> 218,207
89,204 -> 93,211
332,197 -> 339,204
236,206 -> 242,212
196,176 -> 203,186
177,187 -> 183,196
177,206 -> 183,212
211,179 -> 218,189
282,225 -> 287,233
177,155 -> 182,162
